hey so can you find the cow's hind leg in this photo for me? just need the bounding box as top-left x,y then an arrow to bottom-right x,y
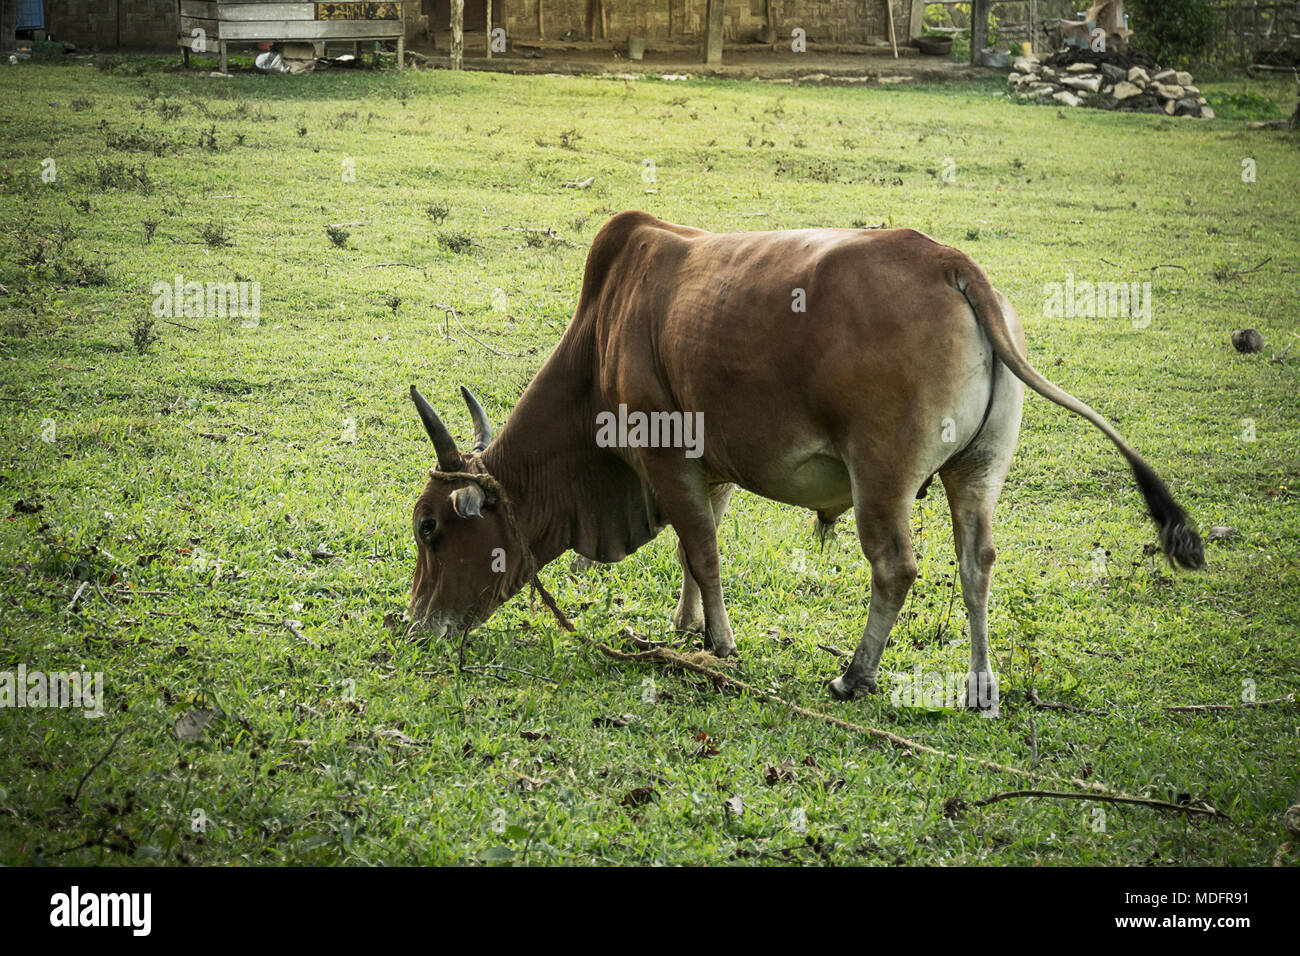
940,468 -> 1002,711
941,353 -> 1022,711
829,493 -> 917,700
673,482 -> 734,634
941,452 -> 1018,709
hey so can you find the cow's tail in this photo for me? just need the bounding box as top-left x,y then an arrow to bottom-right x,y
953,263 -> 1204,571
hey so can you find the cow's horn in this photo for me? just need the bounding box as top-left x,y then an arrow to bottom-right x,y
460,385 -> 493,453
409,385 -> 461,472
451,483 -> 485,518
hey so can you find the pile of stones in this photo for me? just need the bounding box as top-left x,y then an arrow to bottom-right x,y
1007,49 -> 1214,118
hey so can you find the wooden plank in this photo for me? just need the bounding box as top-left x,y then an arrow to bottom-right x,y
178,17 -> 222,41
178,31 -> 224,48
703,0 -> 723,64
180,0 -> 220,18
908,0 -> 923,41
203,1 -> 404,21
451,0 -> 463,68
216,20 -> 403,38
216,3 -> 315,20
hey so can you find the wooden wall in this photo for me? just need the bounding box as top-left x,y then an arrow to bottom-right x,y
38,0 -> 914,49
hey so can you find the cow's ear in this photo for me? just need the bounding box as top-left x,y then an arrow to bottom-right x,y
451,484 -> 485,519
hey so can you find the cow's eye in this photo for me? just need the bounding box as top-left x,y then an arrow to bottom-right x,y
418,516 -> 440,546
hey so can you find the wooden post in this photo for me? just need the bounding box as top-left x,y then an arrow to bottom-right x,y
885,0 -> 898,58
588,0 -> 605,40
765,0 -> 775,50
485,0 -> 492,58
397,32 -> 405,68
908,0 -> 924,43
538,0 -> 545,40
703,0 -> 723,64
451,0 -> 464,68
1,0 -> 17,53
970,0 -> 988,65
1029,0 -> 1038,54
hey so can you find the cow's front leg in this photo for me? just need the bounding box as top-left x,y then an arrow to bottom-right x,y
829,496 -> 916,700
672,482 -> 734,634
645,459 -> 735,657
689,536 -> 735,658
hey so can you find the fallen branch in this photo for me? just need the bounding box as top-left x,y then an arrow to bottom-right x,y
621,627 -> 666,650
66,580 -> 89,612
283,619 -> 320,649
1165,692 -> 1296,713
437,303 -> 534,358
70,724 -> 132,806
1227,256 -> 1272,279
1029,686 -> 1107,717
961,788 -> 1223,818
460,663 -> 558,684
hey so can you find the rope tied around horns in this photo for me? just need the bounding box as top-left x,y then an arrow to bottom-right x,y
430,460 -> 1227,821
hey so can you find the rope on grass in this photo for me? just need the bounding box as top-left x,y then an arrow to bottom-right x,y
528,569 -> 1225,819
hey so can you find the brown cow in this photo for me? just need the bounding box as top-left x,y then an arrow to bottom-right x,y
407,211 -> 1202,704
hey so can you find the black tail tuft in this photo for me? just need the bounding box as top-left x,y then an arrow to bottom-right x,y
1128,455 -> 1205,570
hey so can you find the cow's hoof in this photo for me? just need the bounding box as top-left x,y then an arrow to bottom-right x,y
708,639 -> 736,659
957,671 -> 1000,715
701,624 -> 736,658
828,675 -> 877,701
672,610 -> 705,634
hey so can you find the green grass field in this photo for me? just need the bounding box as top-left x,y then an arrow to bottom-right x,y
1,57 -> 1298,866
